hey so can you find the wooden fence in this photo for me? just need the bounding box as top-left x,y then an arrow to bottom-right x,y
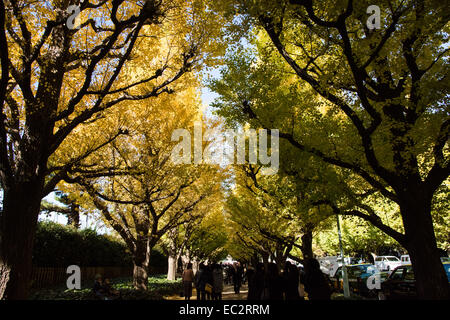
31,266 -> 133,289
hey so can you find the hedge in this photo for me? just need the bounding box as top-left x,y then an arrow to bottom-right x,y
33,221 -> 167,271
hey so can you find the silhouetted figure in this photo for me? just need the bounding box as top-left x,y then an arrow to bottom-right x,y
103,278 -> 121,300
232,262 -> 243,294
212,264 -> 224,300
283,262 -> 301,300
225,264 -> 233,284
245,266 -> 255,299
195,263 -> 206,300
242,263 -> 248,284
203,265 -> 214,300
182,263 -> 195,300
302,258 -> 332,300
93,274 -> 107,300
223,265 -> 229,284
265,263 -> 283,300
248,263 -> 265,300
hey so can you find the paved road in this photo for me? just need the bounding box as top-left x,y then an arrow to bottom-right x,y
165,283 -> 248,300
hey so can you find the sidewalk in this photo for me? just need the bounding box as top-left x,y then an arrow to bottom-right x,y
165,283 -> 248,300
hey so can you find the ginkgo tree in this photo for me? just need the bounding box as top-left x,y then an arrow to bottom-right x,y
162,221 -> 198,281
0,0 -> 225,299
184,203 -> 228,266
224,161 -> 336,267
211,0 -> 449,299
57,77 -> 226,290
40,191 -> 81,229
160,174 -> 226,281
226,167 -> 288,268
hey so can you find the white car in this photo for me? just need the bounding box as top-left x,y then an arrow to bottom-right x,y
318,256 -> 359,277
286,258 -> 302,268
400,255 -> 411,265
374,256 -> 402,271
399,255 -> 449,265
320,265 -> 330,275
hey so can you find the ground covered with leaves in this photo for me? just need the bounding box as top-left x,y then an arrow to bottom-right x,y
29,275 -> 182,300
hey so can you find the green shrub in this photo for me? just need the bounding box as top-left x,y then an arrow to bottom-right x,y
33,221 -> 132,267
148,247 -> 168,273
29,275 -> 182,300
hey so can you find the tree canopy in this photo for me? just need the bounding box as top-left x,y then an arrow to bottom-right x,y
0,0 -> 448,300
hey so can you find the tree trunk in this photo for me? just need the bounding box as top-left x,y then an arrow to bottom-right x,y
251,253 -> 259,267
167,255 -> 177,281
301,231 -> 314,260
274,255 -> 284,272
180,254 -> 190,271
132,239 -> 150,291
67,203 -> 80,229
133,263 -> 149,291
191,258 -> 199,274
274,246 -> 286,271
262,252 -> 269,274
400,192 -> 449,299
0,180 -> 43,299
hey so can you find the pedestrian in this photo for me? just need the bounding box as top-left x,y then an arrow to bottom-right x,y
93,274 -> 107,300
246,265 -> 257,300
226,264 -> 233,285
212,264 -> 224,300
242,263 -> 248,284
232,262 -> 243,294
302,258 -> 332,300
204,264 -> 214,300
182,263 -> 195,300
283,261 -> 300,300
265,262 -> 283,300
195,263 -> 205,300
103,278 -> 121,300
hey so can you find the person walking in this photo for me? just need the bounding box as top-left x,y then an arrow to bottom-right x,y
93,274 -> 107,300
265,262 -> 283,300
302,258 -> 332,300
245,265 -> 255,299
103,278 -> 121,300
232,262 -> 243,294
225,264 -> 233,285
182,263 -> 195,300
195,263 -> 205,300
242,263 -> 248,285
212,264 -> 224,300
204,264 -> 214,300
283,261 -> 301,300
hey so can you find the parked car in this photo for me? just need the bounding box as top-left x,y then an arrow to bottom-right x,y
286,258 -> 303,268
401,255 -> 411,265
374,256 -> 402,271
401,255 -> 450,265
329,264 -> 382,297
377,262 -> 450,300
320,265 -> 330,275
325,257 -> 359,277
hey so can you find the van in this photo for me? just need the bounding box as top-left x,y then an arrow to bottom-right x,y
374,256 -> 402,271
401,255 -> 410,265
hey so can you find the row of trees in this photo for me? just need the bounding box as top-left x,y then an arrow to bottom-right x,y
0,0 -> 226,299
209,0 -> 449,299
0,0 -> 448,300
